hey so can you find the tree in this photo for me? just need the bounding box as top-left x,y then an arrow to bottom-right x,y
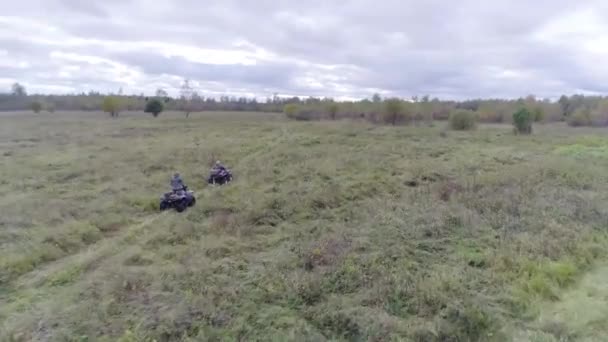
372,93 -> 382,103
558,95 -> 570,117
283,103 -> 299,119
11,83 -> 26,96
30,101 -> 42,113
513,108 -> 533,134
383,98 -> 404,125
145,98 -> 164,117
327,102 -> 339,120
102,96 -> 121,117
179,79 -> 194,118
156,88 -> 168,98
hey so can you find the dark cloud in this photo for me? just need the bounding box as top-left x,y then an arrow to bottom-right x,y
1,0 -> 607,98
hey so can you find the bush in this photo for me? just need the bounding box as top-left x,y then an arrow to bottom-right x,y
448,110 -> 477,130
283,104 -> 320,121
567,108 -> 591,127
327,103 -> 339,120
102,96 -> 121,117
145,98 -> 164,117
383,98 -> 405,125
513,108 -> 533,134
284,104 -> 299,119
30,101 -> 42,113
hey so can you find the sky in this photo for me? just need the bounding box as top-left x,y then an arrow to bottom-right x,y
1,0 -> 608,100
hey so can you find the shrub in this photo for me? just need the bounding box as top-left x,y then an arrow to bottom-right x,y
448,110 -> 477,130
567,108 -> 591,127
513,108 -> 533,134
283,104 -> 320,121
383,98 -> 405,125
327,103 -> 339,120
145,98 -> 164,117
30,101 -> 42,113
284,104 -> 299,119
102,96 -> 121,117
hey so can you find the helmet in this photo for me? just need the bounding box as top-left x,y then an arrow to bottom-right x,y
215,161 -> 221,165
173,172 -> 180,178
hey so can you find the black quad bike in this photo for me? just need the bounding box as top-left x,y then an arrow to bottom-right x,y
160,187 -> 196,212
207,168 -> 233,185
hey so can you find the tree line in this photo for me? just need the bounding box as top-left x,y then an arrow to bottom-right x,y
284,94 -> 608,127
3,82 -> 608,126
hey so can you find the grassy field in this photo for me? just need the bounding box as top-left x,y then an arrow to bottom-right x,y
2,111 -> 608,341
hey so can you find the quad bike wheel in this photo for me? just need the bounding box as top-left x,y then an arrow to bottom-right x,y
160,200 -> 169,211
188,197 -> 196,207
175,199 -> 187,212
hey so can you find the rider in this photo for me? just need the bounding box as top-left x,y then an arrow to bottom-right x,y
170,172 -> 187,193
212,161 -> 227,173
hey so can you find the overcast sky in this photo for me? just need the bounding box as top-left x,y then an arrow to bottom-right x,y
1,0 -> 608,100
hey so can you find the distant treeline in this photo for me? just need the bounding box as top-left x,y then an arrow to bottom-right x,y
284,94 -> 608,127
2,82 -> 608,126
0,92 -> 287,113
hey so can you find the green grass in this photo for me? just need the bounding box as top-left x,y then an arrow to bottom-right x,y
1,111 -> 608,341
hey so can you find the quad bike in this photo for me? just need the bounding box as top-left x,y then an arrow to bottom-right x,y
207,168 -> 233,185
159,187 -> 196,212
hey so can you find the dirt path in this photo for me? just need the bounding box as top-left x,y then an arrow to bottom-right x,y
515,264 -> 608,341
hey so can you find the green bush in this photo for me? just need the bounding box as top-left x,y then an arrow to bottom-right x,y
284,104 -> 299,119
30,101 -> 42,113
327,103 -> 339,120
383,98 -> 405,125
102,96 -> 121,117
448,110 -> 477,130
283,104 -> 319,121
145,98 -> 164,117
567,108 -> 591,127
513,108 -> 533,134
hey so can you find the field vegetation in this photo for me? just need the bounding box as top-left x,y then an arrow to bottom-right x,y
2,110 -> 608,341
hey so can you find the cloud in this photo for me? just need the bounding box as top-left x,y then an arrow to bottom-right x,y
1,0 -> 608,99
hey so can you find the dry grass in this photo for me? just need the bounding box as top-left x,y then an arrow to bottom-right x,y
1,111 -> 608,341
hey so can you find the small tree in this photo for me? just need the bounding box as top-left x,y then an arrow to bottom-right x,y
102,96 -> 121,117
11,82 -> 26,96
145,98 -> 164,117
156,88 -> 168,98
30,101 -> 42,113
284,103 -> 299,119
327,103 -> 339,120
449,110 -> 477,130
512,108 -> 533,134
383,98 -> 403,125
180,79 -> 194,118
